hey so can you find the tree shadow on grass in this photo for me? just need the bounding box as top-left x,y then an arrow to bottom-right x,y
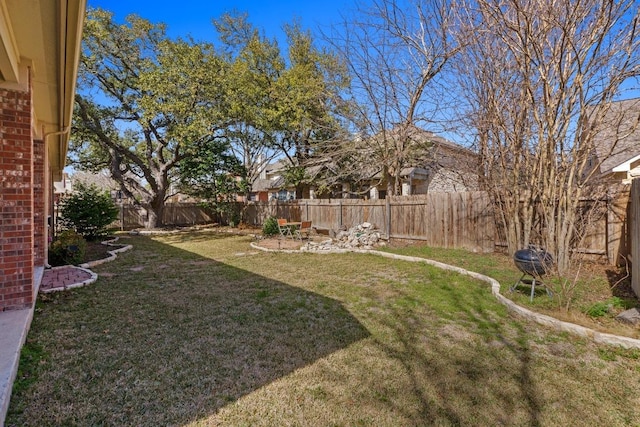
8,234 -> 370,426
346,271 -> 544,426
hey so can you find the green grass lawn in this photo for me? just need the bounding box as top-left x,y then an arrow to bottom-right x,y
7,231 -> 640,426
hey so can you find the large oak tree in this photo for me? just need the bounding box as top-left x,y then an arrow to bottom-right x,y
71,8 -> 232,228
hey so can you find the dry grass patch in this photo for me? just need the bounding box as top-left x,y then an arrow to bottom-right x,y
7,231 -> 640,426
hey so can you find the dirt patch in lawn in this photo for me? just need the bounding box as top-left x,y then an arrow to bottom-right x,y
256,237 -> 305,250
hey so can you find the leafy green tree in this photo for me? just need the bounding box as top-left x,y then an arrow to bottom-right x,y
71,8 -> 230,228
214,13 -> 284,198
213,14 -> 351,199
272,23 -> 351,198
59,182 -> 119,239
176,135 -> 244,225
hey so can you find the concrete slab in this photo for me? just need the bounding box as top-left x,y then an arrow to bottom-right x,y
0,307 -> 34,427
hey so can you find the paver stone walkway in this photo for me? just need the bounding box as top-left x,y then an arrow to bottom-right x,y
40,266 -> 94,292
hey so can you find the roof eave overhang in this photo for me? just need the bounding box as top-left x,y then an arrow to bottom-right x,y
611,154 -> 640,173
51,0 -> 86,181
0,0 -> 86,181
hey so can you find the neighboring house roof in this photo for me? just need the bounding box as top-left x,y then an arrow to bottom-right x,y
264,160 -> 289,174
593,98 -> 640,175
400,167 -> 430,179
250,127 -> 477,193
251,178 -> 272,192
251,175 -> 288,192
371,167 -> 431,180
367,126 -> 477,177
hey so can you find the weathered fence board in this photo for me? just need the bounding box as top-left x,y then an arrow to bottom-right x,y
114,188 -> 630,264
385,192 -> 495,252
631,179 -> 640,296
114,203 -> 214,229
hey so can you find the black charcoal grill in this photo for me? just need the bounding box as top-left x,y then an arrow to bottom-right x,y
510,246 -> 554,301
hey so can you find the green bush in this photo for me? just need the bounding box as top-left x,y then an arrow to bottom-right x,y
262,216 -> 279,237
59,181 -> 119,239
583,297 -> 625,318
48,230 -> 87,266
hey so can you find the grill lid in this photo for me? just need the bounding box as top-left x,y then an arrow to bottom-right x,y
513,246 -> 554,277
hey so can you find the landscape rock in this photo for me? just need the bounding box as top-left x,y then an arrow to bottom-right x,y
616,308 -> 640,325
302,223 -> 386,252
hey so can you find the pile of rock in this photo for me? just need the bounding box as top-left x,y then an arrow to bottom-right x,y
302,222 -> 385,252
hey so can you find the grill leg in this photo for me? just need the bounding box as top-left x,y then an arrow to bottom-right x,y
530,278 -> 536,302
510,273 -> 527,293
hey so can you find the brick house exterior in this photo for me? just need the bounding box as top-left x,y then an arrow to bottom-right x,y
0,1 -> 86,311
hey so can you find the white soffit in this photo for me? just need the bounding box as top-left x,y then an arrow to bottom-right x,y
612,154 -> 640,172
0,0 -> 19,82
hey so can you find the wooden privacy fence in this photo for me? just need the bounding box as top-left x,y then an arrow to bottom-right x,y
115,190 -> 631,263
387,193 -> 495,252
113,203 -> 215,230
244,190 -> 630,260
244,192 -> 496,253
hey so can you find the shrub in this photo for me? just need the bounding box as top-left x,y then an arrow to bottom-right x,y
262,216 -> 279,237
583,297 -> 625,318
48,230 -> 87,266
59,182 -> 119,239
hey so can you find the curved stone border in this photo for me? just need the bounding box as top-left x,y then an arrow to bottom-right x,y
43,237 -> 133,294
79,237 -> 133,269
40,266 -> 98,294
249,242 -> 640,349
129,224 -> 220,236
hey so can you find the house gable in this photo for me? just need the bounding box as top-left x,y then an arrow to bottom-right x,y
593,98 -> 640,181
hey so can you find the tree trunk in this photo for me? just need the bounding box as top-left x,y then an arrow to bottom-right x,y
145,197 -> 166,229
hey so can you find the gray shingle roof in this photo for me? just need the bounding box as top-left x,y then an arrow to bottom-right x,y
594,98 -> 640,174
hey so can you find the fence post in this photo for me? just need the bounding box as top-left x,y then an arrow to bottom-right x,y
606,195 -> 614,265
386,197 -> 391,239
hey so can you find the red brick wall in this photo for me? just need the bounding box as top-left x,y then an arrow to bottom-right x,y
0,87 -> 34,310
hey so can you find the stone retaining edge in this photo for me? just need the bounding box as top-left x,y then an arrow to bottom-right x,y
79,237 -> 133,269
249,242 -> 640,349
39,266 -> 98,294
44,237 -> 132,293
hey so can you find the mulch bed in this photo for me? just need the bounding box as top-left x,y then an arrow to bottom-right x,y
83,240 -> 116,262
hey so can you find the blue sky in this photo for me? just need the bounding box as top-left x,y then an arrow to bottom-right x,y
87,0 -> 356,44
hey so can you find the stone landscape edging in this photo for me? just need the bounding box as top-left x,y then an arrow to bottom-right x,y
43,237 -> 133,294
79,237 -> 133,269
249,242 -> 640,349
39,266 -> 98,294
